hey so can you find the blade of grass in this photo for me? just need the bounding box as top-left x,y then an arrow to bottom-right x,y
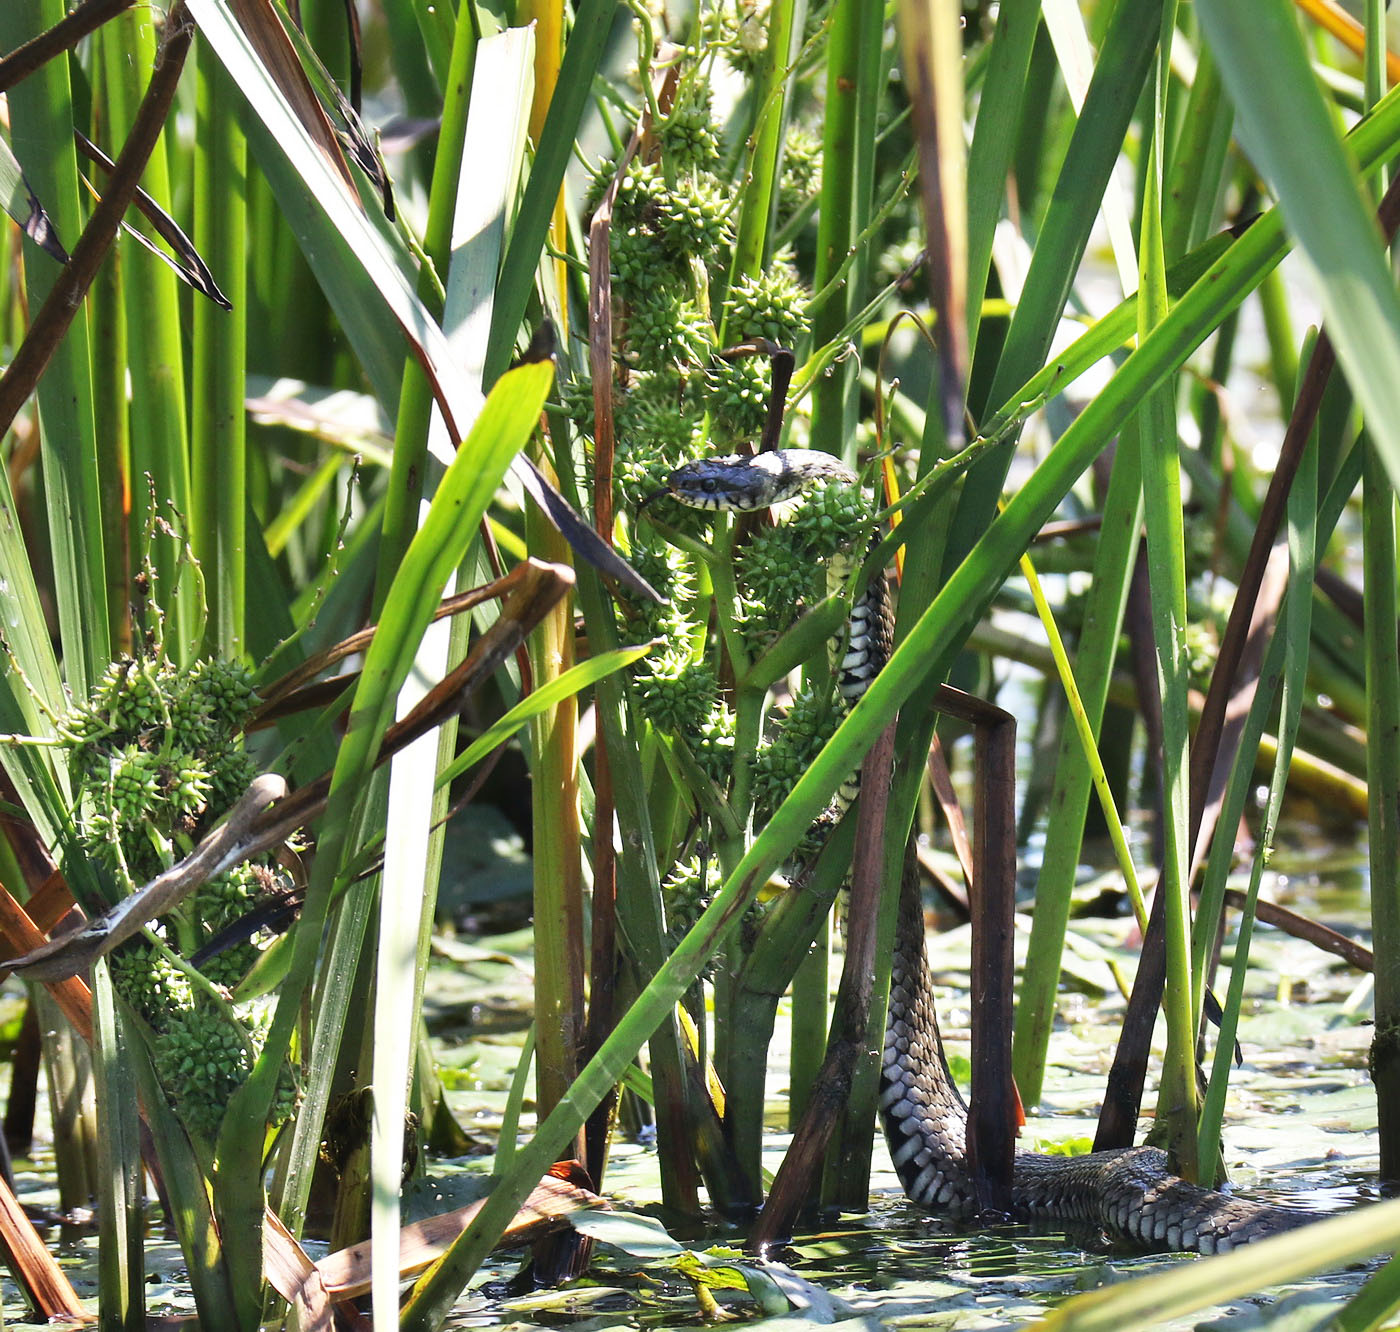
956,0 -> 1163,544
0,0 -> 116,696
224,363 -> 554,1261
91,959 -> 143,1329
370,25 -> 526,1329
1041,0 -> 1138,295
1197,408 -> 1316,1175
964,0 -> 1038,361
1030,1198 -> 1400,1332
190,39 -> 246,658
435,645 -> 654,790
1197,0 -> 1400,495
1135,0 -> 1198,1181
100,7 -> 197,659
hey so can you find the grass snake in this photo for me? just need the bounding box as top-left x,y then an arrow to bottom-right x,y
660,446 -> 1327,1255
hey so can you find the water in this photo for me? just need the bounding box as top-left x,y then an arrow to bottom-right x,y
0,832 -> 1380,1327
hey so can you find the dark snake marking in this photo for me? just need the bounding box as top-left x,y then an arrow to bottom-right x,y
661,447 -> 1328,1254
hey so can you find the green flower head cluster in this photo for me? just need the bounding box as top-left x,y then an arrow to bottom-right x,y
751,683 -> 843,828
152,1000 -> 296,1144
634,652 -> 719,735
779,127 -> 823,222
735,529 -> 824,645
66,658 -> 258,887
62,652 -> 294,1144
661,854 -> 721,953
657,89 -> 722,172
690,703 -> 737,789
783,475 -> 877,560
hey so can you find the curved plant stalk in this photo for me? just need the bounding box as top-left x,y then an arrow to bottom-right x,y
1196,418 -> 1317,1175
213,363 -> 555,1302
1015,531 -> 1146,928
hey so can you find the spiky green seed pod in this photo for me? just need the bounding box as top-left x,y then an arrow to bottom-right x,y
691,704 -> 737,789
612,225 -> 676,297
169,762 -> 213,817
110,665 -> 167,733
165,683 -> 216,754
659,100 -> 722,172
616,373 -> 704,462
611,160 -> 667,228
187,659 -> 257,729
751,683 -> 841,824
704,354 -> 770,445
622,541 -> 695,622
779,128 -> 822,220
205,748 -> 257,818
109,745 -> 161,819
625,295 -> 714,372
661,855 -> 721,954
152,1001 -> 284,1142
786,476 -> 876,559
737,527 -> 824,630
1183,620 -> 1220,692
84,657 -> 169,734
190,859 -> 274,988
657,177 -> 733,258
722,267 -> 810,350
559,376 -> 600,437
110,939 -> 194,1031
632,652 -> 718,735
197,862 -> 265,927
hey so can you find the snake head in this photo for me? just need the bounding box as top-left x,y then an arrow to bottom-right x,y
662,455 -> 784,511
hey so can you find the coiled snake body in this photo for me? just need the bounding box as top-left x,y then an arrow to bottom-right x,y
662,448 -> 1324,1255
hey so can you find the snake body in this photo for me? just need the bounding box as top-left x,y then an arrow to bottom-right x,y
662,447 -> 1329,1255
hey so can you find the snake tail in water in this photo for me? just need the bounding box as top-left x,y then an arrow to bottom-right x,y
662,448 -> 1332,1255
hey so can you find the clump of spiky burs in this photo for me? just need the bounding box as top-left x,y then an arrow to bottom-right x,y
60,652 -> 297,1145
573,48 -> 869,902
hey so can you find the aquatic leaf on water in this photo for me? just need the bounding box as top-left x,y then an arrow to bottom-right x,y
754,1262 -> 855,1321
675,1251 -> 751,1291
569,1206 -> 685,1258
497,1284 -> 629,1313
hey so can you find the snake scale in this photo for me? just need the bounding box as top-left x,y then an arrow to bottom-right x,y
660,447 -> 1324,1254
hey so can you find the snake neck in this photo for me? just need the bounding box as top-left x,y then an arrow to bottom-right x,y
880,848 -> 979,1214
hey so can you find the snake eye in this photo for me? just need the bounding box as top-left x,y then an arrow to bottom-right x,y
700,478 -> 718,493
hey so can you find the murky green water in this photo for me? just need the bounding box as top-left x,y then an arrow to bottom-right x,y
0,828 -> 1382,1328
